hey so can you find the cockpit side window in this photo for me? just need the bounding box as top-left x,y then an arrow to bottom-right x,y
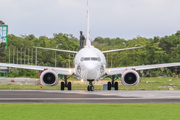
98,57 -> 101,62
80,57 -> 84,62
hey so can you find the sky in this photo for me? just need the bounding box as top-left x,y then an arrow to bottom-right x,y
1,0 -> 180,40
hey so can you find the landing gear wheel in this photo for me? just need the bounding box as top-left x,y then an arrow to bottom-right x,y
107,82 -> 111,90
68,82 -> 71,90
115,82 -> 118,90
61,82 -> 64,90
90,86 -> 94,91
87,86 -> 90,91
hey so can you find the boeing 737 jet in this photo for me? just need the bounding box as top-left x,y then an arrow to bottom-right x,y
1,0 -> 180,91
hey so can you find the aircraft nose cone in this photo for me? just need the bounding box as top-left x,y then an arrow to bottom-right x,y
83,62 -> 99,80
84,63 -> 97,71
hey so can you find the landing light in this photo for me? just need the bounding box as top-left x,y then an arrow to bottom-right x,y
69,69 -> 72,73
81,79 -> 84,82
108,69 -> 111,72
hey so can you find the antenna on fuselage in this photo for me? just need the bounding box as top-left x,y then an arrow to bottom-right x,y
86,0 -> 91,47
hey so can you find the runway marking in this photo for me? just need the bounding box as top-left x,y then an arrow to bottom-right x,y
0,98 -> 180,100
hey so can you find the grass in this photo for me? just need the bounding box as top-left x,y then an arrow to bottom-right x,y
0,103 -> 180,120
64,77 -> 112,81
130,77 -> 180,90
0,84 -> 103,90
0,77 -> 180,90
104,77 -> 180,90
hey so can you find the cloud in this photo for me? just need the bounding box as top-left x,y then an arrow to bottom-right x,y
1,0 -> 180,40
57,0 -> 82,7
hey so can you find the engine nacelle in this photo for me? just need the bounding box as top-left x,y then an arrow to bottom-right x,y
121,70 -> 140,86
40,70 -> 59,86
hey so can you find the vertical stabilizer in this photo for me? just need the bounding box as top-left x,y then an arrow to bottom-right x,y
86,0 -> 91,46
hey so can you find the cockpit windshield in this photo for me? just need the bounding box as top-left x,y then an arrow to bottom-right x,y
91,57 -> 98,61
84,57 -> 90,61
81,57 -> 101,62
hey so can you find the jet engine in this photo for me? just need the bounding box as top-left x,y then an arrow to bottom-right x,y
121,70 -> 140,86
40,70 -> 59,86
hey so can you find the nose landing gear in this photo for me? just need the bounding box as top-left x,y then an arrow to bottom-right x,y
87,80 -> 94,91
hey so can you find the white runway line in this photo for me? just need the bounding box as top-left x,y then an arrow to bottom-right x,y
0,98 -> 180,100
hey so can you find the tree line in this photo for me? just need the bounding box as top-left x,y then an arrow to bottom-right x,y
1,31 -> 180,78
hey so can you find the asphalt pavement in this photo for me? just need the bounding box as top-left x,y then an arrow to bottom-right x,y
1,90 -> 180,103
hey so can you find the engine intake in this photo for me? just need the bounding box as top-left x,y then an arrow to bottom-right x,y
121,70 -> 140,86
40,70 -> 59,86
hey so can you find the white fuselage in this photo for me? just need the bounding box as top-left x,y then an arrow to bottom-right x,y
73,46 -> 106,81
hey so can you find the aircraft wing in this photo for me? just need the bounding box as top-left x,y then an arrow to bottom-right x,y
106,62 -> 180,75
102,47 -> 143,53
0,63 -> 73,75
34,47 -> 78,54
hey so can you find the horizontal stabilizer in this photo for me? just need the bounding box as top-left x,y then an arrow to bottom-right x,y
34,47 -> 78,54
102,47 -> 143,53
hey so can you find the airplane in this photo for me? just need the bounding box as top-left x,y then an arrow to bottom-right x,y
1,0 -> 180,91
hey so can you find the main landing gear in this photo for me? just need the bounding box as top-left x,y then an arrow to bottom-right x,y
87,80 -> 94,91
61,75 -> 72,90
107,75 -> 118,90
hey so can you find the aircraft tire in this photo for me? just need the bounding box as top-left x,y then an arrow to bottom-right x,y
68,82 -> 71,90
61,82 -> 65,90
115,82 -> 118,90
107,82 -> 111,90
90,86 -> 94,91
87,86 -> 90,91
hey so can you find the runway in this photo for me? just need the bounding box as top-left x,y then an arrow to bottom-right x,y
1,90 -> 180,103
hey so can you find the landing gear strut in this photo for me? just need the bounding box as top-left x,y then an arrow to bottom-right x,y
107,75 -> 118,90
61,75 -> 72,90
87,81 -> 94,91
